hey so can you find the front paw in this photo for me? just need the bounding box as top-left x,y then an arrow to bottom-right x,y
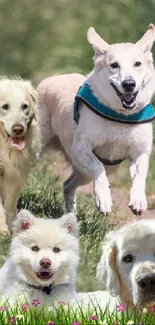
129,190 -> 147,216
94,181 -> 112,215
0,223 -> 10,238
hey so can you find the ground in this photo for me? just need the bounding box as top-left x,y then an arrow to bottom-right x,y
44,150 -> 155,227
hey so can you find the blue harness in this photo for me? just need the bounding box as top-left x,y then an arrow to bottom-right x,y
74,82 -> 155,166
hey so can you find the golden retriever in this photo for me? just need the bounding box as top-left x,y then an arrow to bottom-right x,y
97,219 -> 155,309
0,77 -> 40,236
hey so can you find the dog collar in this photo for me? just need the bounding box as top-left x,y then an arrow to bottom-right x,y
27,282 -> 69,295
74,81 -> 155,124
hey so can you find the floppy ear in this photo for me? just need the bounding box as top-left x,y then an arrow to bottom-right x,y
13,209 -> 35,234
136,24 -> 155,52
87,27 -> 109,60
96,230 -> 120,297
58,213 -> 78,237
24,81 -> 38,120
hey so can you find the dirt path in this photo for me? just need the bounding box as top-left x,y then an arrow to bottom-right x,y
46,154 -> 155,227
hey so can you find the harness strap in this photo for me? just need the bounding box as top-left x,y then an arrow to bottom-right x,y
73,82 -> 155,166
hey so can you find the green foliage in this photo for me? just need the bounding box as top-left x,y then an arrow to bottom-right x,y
0,0 -> 155,82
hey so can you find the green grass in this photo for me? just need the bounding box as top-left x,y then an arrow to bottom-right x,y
0,300 -> 155,325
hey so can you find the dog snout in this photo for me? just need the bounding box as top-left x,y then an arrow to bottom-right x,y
137,273 -> 155,291
122,78 -> 136,92
12,124 -> 24,135
40,258 -> 51,269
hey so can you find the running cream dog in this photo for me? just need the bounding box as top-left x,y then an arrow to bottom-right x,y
0,78 -> 40,236
97,219 -> 155,309
0,209 -> 79,306
37,24 -> 155,216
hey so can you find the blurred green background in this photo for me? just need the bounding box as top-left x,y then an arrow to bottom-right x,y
0,0 -> 155,83
0,0 -> 155,293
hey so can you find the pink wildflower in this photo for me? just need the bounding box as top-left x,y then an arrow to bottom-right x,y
58,301 -> 66,306
117,303 -> 126,312
71,321 -> 80,325
89,314 -> 98,321
0,306 -> 6,312
149,306 -> 155,312
46,321 -> 54,325
8,317 -> 16,324
32,299 -> 40,307
21,303 -> 29,312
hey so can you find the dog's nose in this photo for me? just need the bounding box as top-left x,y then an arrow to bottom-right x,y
137,273 -> 155,291
12,124 -> 24,135
122,78 -> 136,92
40,258 -> 51,269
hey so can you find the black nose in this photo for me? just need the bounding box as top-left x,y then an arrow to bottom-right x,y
40,258 -> 51,269
12,124 -> 24,135
137,273 -> 155,291
122,78 -> 136,92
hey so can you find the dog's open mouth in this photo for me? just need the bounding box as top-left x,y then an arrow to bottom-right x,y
37,272 -> 53,280
111,82 -> 138,110
7,135 -> 26,151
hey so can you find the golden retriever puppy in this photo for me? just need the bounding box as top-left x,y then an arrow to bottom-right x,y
97,219 -> 155,309
0,77 -> 40,236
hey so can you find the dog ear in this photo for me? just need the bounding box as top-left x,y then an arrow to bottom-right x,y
58,213 -> 78,237
13,209 -> 35,234
24,81 -> 38,120
136,24 -> 155,52
96,230 -> 120,297
87,27 -> 109,60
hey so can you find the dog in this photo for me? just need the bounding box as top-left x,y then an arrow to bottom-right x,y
0,77 -> 40,236
97,218 -> 155,309
0,209 -> 79,307
37,24 -> 155,216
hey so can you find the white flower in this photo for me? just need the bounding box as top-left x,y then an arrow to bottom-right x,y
142,307 -> 148,313
16,314 -> 24,320
48,306 -> 53,312
127,320 -> 134,325
99,320 -> 108,325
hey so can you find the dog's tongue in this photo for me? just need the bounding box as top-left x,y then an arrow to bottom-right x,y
9,137 -> 25,150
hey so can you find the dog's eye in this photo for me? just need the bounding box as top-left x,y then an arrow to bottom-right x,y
134,61 -> 142,67
31,245 -> 40,252
53,247 -> 61,253
2,104 -> 9,110
122,254 -> 133,263
22,103 -> 29,110
110,62 -> 120,69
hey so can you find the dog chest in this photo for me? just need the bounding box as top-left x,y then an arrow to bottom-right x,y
92,120 -> 152,162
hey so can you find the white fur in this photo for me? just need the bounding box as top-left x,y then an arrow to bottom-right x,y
0,78 -> 41,235
0,209 -> 79,307
97,219 -> 155,308
37,24 -> 155,216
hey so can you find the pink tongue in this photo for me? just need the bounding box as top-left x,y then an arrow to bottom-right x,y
9,137 -> 25,150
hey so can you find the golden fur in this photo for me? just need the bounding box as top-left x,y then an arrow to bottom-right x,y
0,78 -> 41,235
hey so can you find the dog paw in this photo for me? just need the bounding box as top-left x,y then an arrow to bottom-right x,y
0,224 -> 10,238
94,181 -> 112,215
129,192 -> 147,216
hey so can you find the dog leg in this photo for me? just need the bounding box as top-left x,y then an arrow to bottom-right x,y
129,153 -> 149,215
63,171 -> 90,212
71,135 -> 112,215
3,183 -> 20,233
0,197 -> 10,237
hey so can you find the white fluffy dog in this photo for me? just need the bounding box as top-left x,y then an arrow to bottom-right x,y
0,78 -> 40,236
37,24 -> 155,216
0,209 -> 79,307
97,219 -> 155,309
